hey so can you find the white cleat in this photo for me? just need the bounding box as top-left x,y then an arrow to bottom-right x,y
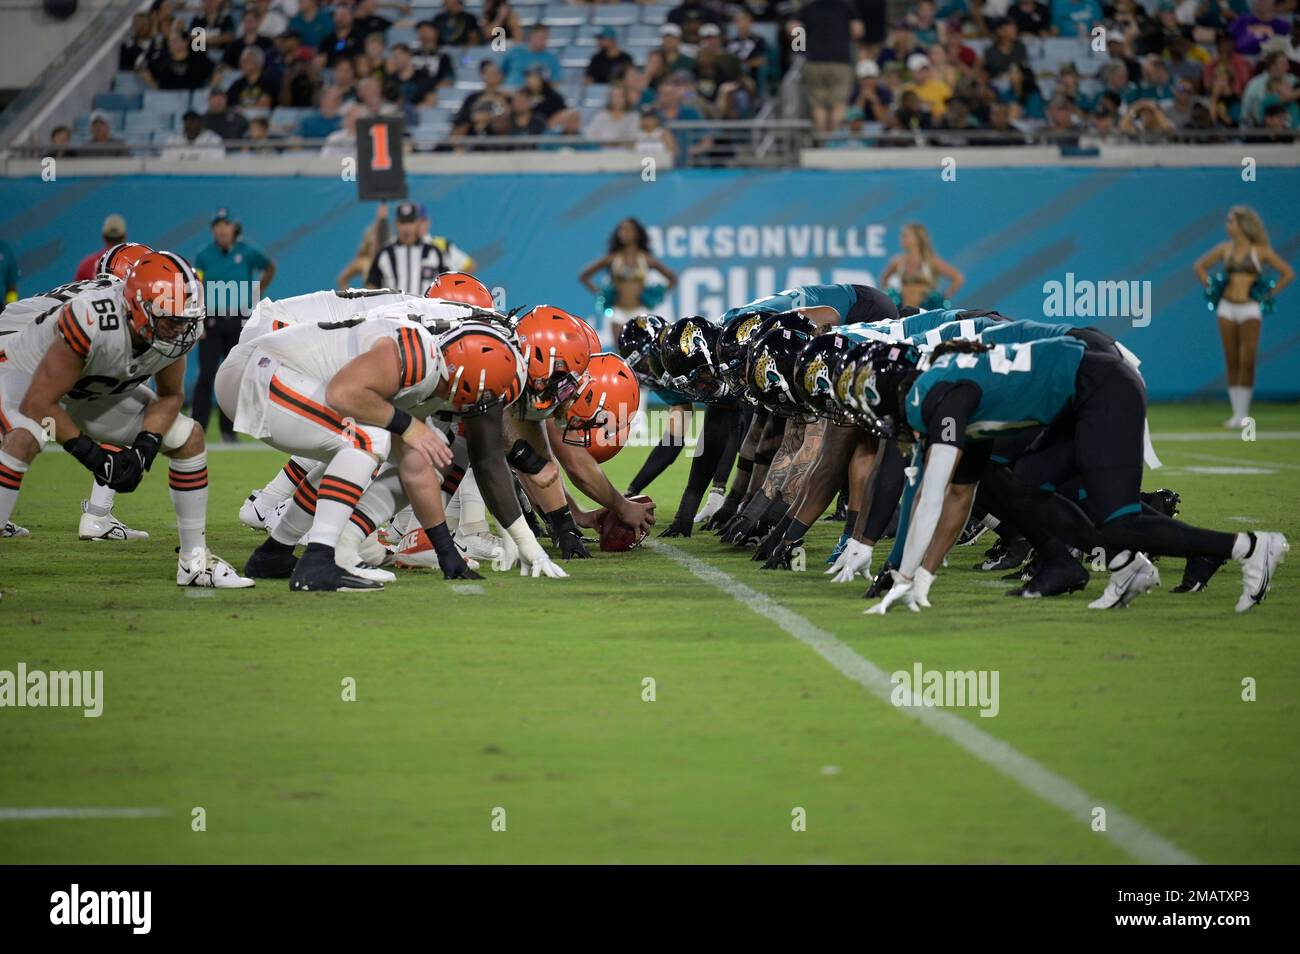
239,492 -> 287,531
177,547 -> 255,588
1236,531 -> 1288,613
1224,416 -> 1243,429
339,559 -> 397,584
391,530 -> 480,572
3,521 -> 30,538
78,502 -> 148,541
454,529 -> 504,563
1088,553 -> 1160,609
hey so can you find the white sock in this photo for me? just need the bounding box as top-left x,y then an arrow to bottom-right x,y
354,468 -> 407,534
1229,386 -> 1251,421
87,480 -> 115,517
0,450 -> 29,528
168,452 -> 208,552
270,462 -> 325,547
306,448 -> 376,547
261,456 -> 312,501
456,469 -> 490,535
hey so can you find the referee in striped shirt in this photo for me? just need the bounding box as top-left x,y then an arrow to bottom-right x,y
366,201 -> 475,294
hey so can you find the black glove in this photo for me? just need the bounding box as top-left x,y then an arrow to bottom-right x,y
739,519 -> 770,549
658,516 -> 692,538
753,516 -> 792,562
703,499 -> 739,532
63,434 -> 113,486
108,430 -> 162,493
864,564 -> 896,599
719,513 -> 753,544
761,538 -> 801,570
444,562 -> 484,580
556,528 -> 591,559
129,430 -> 163,471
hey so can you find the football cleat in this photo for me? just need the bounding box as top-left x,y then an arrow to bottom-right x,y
243,542 -> 298,579
956,514 -> 991,547
1088,553 -> 1159,609
1140,488 -> 1181,519
178,547 -> 255,588
1236,532 -> 1288,613
976,537 -> 1032,572
340,560 -> 396,584
1009,560 -> 1090,598
79,502 -> 148,541
864,564 -> 895,599
239,492 -> 289,531
391,529 -> 482,573
3,521 -> 30,538
289,545 -> 382,592
826,531 -> 850,565
1172,554 -> 1226,593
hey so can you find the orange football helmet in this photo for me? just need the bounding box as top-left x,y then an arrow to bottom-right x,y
425,271 -> 493,308
122,251 -> 205,358
97,242 -> 154,281
579,318 -> 600,357
513,305 -> 592,410
563,353 -> 639,455
438,321 -> 527,415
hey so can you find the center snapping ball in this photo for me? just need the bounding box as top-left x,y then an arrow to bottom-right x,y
599,495 -> 653,552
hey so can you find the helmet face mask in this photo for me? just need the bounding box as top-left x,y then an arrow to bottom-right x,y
124,253 -> 205,360
660,317 -> 726,402
514,305 -> 593,410
746,326 -> 813,419
616,314 -> 667,387
439,322 -> 526,416
858,342 -> 922,439
561,354 -> 638,453
793,333 -> 855,425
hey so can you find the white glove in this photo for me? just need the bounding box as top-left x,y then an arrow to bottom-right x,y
492,519 -> 522,571
912,566 -> 934,608
865,572 -> 921,615
520,553 -> 569,578
694,488 -> 726,523
829,540 -> 873,584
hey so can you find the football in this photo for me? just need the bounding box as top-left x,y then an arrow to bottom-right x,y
599,495 -> 653,552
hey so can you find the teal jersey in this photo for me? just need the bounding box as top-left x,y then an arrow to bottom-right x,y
976,319 -> 1075,346
904,337 -> 1087,439
856,308 -> 966,342
907,314 -> 1001,347
718,283 -> 860,325
840,321 -> 900,344
194,240 -> 271,318
652,385 -> 695,406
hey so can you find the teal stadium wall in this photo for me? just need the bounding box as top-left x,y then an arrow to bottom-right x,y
2,167 -> 1297,400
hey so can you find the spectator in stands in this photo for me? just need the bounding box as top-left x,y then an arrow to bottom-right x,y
48,125 -> 77,159
141,27 -> 216,90
1087,102 -> 1123,141
1136,55 -> 1174,105
728,9 -> 770,89
925,43 -> 962,93
1204,31 -> 1251,98
1052,63 -> 1092,112
356,76 -> 401,117
1119,97 -> 1175,134
587,86 -> 640,143
1260,101 -> 1296,134
73,214 -> 128,281
906,1 -> 940,46
452,61 -> 509,136
504,25 -> 563,86
1241,50 -> 1295,125
1230,0 -> 1291,56
983,17 -> 1028,79
162,110 -> 228,159
620,66 -> 655,109
795,0 -> 865,136
1163,34 -> 1205,88
301,84 -> 345,138
1166,76 -> 1200,128
0,239 -> 19,311
483,0 -> 522,44
984,100 -> 1028,144
318,4 -> 363,67
244,116 -> 281,153
288,0 -> 334,51
385,44 -> 438,110
229,47 -> 277,109
851,58 -> 892,121
1103,0 -> 1145,48
654,74 -> 713,162
1207,60 -> 1243,127
193,209 -> 275,443
120,13 -> 156,71
940,26 -> 978,72
412,21 -> 456,86
86,111 -> 130,157
505,90 -> 546,136
433,0 -> 483,47
361,32 -> 390,82
333,58 -> 360,103
278,32 -> 323,107
903,53 -> 951,120
252,0 -> 289,38
878,22 -> 921,72
191,0 -> 236,50
657,24 -> 696,74
935,96 -> 980,142
668,0 -> 725,43
204,87 -> 250,141
1009,0 -> 1052,37
890,88 -> 932,131
694,24 -> 749,118
881,223 -> 963,309
1135,1 -> 1184,57
521,68 -> 569,126
1051,0 -> 1102,38
1001,61 -> 1044,119
1100,60 -> 1136,107
587,28 -> 635,86
635,106 -> 677,164
353,0 -> 395,40
1045,94 -> 1084,138
322,103 -> 362,157
224,10 -> 275,70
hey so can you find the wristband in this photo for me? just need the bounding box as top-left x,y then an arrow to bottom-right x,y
506,438 -> 548,475
424,523 -> 461,568
385,407 -> 413,435
784,518 -> 810,542
504,515 -> 548,565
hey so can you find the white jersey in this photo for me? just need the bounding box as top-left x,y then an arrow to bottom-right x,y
0,277 -> 120,336
0,281 -> 186,400
240,287 -> 413,343
248,317 -> 448,411
357,296 -> 484,329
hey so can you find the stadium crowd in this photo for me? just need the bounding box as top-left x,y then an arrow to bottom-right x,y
31,0 -> 1300,159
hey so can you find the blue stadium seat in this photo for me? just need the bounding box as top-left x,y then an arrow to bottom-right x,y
546,25 -> 577,46
639,3 -> 674,25
439,87 -> 471,108
388,27 -> 418,48
581,83 -> 610,108
542,4 -> 588,28
571,23 -> 604,47
591,5 -> 639,27
112,71 -> 145,94
269,107 -> 308,132
94,91 -> 143,112
561,48 -> 590,70
142,89 -> 192,115
124,109 -> 172,132
625,24 -> 660,48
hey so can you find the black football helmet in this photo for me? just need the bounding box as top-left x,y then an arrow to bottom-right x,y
830,340 -> 876,430
858,341 -> 923,438
792,332 -> 856,424
746,326 -> 813,419
660,317 -> 727,401
752,310 -> 816,341
617,314 -> 668,387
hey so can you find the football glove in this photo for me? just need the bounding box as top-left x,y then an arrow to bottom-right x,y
828,539 -> 873,583
761,538 -> 800,570
864,563 -> 896,599
694,488 -> 726,524
754,520 -> 789,562
864,571 -> 921,615
556,528 -> 591,559
520,553 -> 569,578
107,430 -> 162,493
717,513 -> 753,544
658,516 -> 693,538
63,434 -> 113,486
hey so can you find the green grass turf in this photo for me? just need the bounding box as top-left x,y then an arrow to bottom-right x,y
0,403 -> 1297,863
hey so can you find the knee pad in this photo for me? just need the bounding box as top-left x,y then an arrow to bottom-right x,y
161,414 -> 197,452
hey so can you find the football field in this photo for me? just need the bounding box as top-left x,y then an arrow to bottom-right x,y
1,403 -> 1297,864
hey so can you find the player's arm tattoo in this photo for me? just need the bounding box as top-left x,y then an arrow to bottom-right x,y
778,419 -> 826,506
760,419 -> 807,500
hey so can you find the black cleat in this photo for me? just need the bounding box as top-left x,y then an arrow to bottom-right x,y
956,514 -> 990,547
977,537 -> 1032,572
1141,488 -> 1181,519
1002,553 -> 1041,582
1009,559 -> 1090,598
864,564 -> 895,598
243,542 -> 298,579
1172,554 -> 1227,593
289,545 -> 383,592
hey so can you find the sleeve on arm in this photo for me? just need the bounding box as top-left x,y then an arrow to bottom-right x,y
921,381 -> 981,449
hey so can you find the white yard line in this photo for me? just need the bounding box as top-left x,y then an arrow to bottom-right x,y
648,540 -> 1201,865
1159,450 -> 1300,473
0,807 -> 167,821
1150,432 -> 1300,442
